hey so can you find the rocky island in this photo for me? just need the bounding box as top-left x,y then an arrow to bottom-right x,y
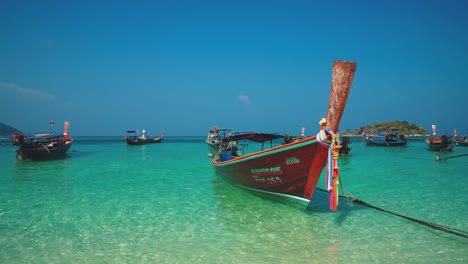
340,121 -> 430,138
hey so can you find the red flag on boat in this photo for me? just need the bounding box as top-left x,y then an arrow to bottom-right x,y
64,121 -> 70,136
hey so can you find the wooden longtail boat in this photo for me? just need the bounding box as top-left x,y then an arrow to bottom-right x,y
426,125 -> 454,152
124,130 -> 165,145
365,129 -> 407,147
452,128 -> 468,147
10,121 -> 73,160
211,60 -> 357,210
206,127 -> 232,154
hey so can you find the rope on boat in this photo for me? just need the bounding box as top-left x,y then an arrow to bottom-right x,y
316,183 -> 468,239
40,143 -> 51,154
436,153 -> 468,161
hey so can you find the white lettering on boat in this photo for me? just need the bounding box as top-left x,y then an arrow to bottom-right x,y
251,166 -> 282,174
251,166 -> 283,183
286,157 -> 300,165
252,175 -> 282,184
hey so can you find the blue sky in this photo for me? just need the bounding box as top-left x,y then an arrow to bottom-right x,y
1,0 -> 467,136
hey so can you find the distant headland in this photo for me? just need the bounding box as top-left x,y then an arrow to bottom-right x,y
0,122 -> 22,137
340,121 -> 431,137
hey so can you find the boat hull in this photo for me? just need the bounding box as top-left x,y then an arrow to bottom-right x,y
126,137 -> 164,144
366,139 -> 407,146
426,137 -> 454,152
212,136 -> 329,199
453,137 -> 468,146
454,141 -> 468,146
143,137 -> 164,143
17,141 -> 73,159
125,138 -> 144,145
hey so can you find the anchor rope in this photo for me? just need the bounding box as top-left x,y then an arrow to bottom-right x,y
317,179 -> 468,239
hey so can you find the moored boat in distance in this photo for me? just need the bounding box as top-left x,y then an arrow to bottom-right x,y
206,127 -> 232,154
283,127 -> 308,144
339,136 -> 352,156
365,128 -> 408,147
124,130 -> 165,145
211,60 -> 357,211
426,125 -> 454,152
10,121 -> 73,160
452,128 -> 468,146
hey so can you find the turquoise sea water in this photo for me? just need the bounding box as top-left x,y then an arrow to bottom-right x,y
0,136 -> 467,263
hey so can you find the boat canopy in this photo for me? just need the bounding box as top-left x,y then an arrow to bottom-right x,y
222,132 -> 284,143
17,133 -> 65,142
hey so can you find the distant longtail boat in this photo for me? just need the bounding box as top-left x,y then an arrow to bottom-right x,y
10,121 -> 73,160
426,125 -> 454,152
452,128 -> 468,147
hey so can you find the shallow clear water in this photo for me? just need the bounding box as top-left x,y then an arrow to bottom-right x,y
0,137 -> 467,263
